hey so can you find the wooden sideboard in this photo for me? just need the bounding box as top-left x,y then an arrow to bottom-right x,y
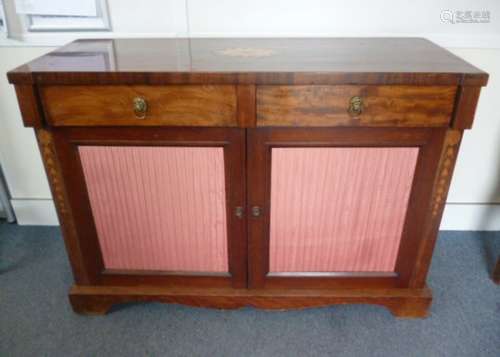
8,38 -> 488,318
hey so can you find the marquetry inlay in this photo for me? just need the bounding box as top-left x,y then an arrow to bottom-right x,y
36,129 -> 68,215
431,130 -> 462,217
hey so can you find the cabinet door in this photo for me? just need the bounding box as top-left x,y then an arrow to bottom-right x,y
247,127 -> 445,289
53,127 -> 246,288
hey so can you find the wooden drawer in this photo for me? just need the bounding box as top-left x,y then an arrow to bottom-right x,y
41,85 -> 238,127
257,85 -> 457,127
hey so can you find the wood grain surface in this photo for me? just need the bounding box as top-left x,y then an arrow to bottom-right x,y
69,284 -> 432,318
257,85 -> 457,127
41,85 -> 238,126
8,38 -> 488,86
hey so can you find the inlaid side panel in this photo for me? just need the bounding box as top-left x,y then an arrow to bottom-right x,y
269,147 -> 419,273
79,146 -> 228,272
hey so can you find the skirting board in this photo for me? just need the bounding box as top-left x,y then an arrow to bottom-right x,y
440,203 -> 500,231
10,199 -> 500,231
11,199 -> 59,225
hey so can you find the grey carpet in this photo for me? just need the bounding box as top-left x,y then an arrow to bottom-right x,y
0,222 -> 499,357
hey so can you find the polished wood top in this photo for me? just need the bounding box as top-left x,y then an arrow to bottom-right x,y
8,38 -> 488,86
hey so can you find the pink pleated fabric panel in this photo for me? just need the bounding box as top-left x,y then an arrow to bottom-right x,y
269,147 -> 419,273
79,146 -> 228,272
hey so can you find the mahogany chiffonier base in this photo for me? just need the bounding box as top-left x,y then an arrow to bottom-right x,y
8,38 -> 488,319
69,285 -> 432,318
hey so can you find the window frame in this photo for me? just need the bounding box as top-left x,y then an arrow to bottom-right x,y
0,0 -> 7,35
24,0 -> 111,32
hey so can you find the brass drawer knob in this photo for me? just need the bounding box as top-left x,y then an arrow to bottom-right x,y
348,96 -> 363,117
133,97 -> 148,119
251,206 -> 261,217
235,206 -> 244,219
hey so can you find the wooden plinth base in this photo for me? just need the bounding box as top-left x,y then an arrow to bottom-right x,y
69,285 -> 432,318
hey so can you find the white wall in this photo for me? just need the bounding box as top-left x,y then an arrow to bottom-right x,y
0,0 -> 499,229
0,46 -> 56,224
442,48 -> 500,230
186,0 -> 500,48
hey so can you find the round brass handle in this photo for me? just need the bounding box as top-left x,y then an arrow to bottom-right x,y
133,97 -> 148,119
251,206 -> 261,217
235,206 -> 244,219
347,96 -> 363,117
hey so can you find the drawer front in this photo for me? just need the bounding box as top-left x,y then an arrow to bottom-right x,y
257,85 -> 457,127
41,85 -> 238,126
